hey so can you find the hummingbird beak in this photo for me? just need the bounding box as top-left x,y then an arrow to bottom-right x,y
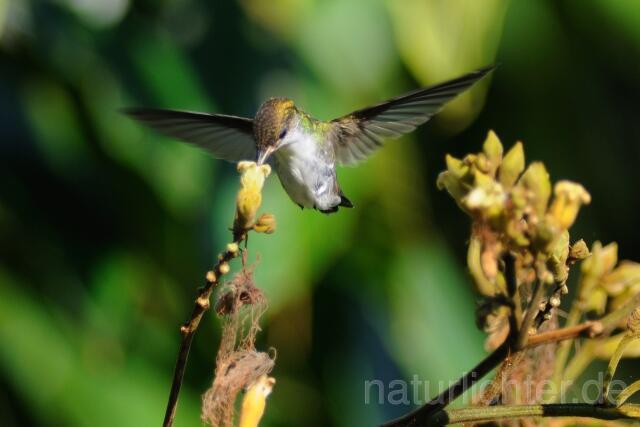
256,146 -> 275,165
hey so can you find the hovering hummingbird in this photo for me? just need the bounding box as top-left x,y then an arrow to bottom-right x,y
124,66 -> 493,213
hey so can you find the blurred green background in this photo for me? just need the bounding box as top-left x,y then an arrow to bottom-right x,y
2,0 -> 640,426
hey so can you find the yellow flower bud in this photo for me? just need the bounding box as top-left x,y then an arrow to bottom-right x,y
253,213 -> 276,234
227,242 -> 239,254
206,270 -> 216,283
586,288 -> 608,315
239,375 -> 275,427
219,262 -> 230,275
437,155 -> 469,203
446,154 -> 467,178
548,181 -> 591,229
582,241 -> 618,279
601,262 -> 640,296
233,161 -> 272,239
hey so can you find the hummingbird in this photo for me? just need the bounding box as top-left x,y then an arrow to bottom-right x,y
124,66 -> 493,213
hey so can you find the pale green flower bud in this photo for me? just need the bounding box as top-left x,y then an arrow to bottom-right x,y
499,141 -> 525,188
482,130 -> 503,176
519,162 -> 551,217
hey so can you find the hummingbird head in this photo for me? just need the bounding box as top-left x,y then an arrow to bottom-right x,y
254,97 -> 297,164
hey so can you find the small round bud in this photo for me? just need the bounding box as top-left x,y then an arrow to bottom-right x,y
206,270 -> 216,283
219,262 -> 230,275
589,321 -> 603,337
227,242 -> 239,254
549,295 -> 561,308
196,296 -> 210,309
541,270 -> 554,284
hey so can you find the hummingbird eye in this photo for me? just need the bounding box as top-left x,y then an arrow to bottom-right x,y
279,128 -> 288,140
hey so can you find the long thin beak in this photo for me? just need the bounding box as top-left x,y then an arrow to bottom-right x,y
256,146 -> 275,165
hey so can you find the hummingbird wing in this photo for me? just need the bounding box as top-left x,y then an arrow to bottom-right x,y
123,108 -> 256,162
329,66 -> 494,165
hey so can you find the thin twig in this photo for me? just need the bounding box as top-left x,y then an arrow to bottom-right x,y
162,241 -> 242,427
381,341 -> 510,427
430,403 -> 640,425
381,318 -> 610,426
526,321 -> 602,347
517,280 -> 545,349
503,253 -> 520,343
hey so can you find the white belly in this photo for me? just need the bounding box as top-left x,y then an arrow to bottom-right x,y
273,134 -> 340,210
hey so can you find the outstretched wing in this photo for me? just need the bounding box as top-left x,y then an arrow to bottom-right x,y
123,108 -> 256,162
330,66 -> 494,165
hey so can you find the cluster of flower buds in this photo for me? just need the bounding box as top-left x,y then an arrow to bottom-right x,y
438,131 -> 592,297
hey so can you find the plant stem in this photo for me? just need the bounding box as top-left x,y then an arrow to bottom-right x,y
526,321 -> 601,347
603,333 -> 640,402
383,306 -> 616,427
517,280 -> 545,349
552,280 -> 587,387
617,379 -> 640,406
381,318 -> 611,427
561,340 -> 596,387
162,241 -> 241,427
430,403 -> 640,425
381,341 -> 510,427
503,253 -> 521,341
